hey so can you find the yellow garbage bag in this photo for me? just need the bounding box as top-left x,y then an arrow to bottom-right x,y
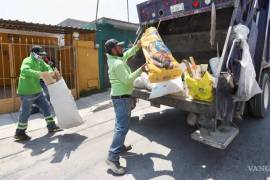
141,27 -> 181,83
185,71 -> 214,102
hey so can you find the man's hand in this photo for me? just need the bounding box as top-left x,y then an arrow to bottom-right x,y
136,40 -> 142,48
53,68 -> 62,81
141,63 -> 148,73
39,72 -> 52,79
40,72 -> 56,85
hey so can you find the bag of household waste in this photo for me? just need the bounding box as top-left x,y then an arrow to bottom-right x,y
134,72 -> 153,90
185,71 -> 214,102
47,78 -> 84,129
149,77 -> 184,99
233,24 -> 262,101
141,27 -> 181,83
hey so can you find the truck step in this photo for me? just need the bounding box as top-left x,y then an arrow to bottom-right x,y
191,125 -> 239,149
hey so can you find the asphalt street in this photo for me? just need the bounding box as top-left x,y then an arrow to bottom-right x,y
0,95 -> 269,180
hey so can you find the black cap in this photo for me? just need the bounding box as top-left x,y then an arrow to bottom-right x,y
30,45 -> 47,56
104,39 -> 125,54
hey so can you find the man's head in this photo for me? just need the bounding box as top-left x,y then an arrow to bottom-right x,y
104,39 -> 125,57
30,45 -> 47,60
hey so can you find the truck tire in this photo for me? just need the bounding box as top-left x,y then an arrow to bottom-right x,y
248,71 -> 270,118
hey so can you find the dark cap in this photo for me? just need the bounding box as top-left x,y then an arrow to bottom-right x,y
104,39 -> 125,54
30,45 -> 47,56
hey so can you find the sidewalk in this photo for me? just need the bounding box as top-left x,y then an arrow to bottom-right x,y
0,90 -> 111,140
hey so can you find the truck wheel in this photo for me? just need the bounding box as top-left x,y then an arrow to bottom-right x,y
248,71 -> 270,118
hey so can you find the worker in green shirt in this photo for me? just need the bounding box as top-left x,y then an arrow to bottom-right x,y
104,39 -> 147,175
14,45 -> 61,141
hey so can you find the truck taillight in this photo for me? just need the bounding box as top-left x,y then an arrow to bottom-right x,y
192,0 -> 200,8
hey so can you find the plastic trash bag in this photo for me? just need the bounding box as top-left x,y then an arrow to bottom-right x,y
134,72 -> 153,90
149,77 -> 184,99
47,78 -> 84,129
141,27 -> 181,83
185,71 -> 214,102
209,57 -> 219,77
233,24 -> 262,101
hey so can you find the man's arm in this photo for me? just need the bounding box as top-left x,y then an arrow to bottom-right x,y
114,61 -> 142,86
40,60 -> 53,72
122,44 -> 140,62
20,61 -> 41,79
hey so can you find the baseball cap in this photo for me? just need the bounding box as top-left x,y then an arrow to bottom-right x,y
104,39 -> 125,54
30,45 -> 47,56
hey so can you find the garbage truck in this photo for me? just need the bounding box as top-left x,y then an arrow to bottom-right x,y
129,0 -> 270,149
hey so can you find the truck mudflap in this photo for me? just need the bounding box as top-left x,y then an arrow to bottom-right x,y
191,125 -> 239,149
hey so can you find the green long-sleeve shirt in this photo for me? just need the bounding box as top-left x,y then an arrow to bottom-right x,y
17,54 -> 53,95
107,45 -> 142,96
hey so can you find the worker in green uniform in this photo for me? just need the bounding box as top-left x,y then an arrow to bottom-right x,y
14,45 -> 61,141
104,39 -> 147,175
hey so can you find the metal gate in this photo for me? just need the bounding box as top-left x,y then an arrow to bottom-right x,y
0,41 -> 78,113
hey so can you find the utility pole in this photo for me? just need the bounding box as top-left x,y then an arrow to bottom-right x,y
127,0 -> 130,22
95,0 -> 100,24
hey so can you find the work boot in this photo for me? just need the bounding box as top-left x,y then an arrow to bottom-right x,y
47,122 -> 62,133
119,145 -> 132,154
14,129 -> 31,141
106,159 -> 126,175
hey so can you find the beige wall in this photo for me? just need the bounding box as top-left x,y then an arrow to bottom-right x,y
74,40 -> 99,95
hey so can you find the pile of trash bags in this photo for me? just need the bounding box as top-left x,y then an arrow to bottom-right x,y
134,55 -> 214,102
134,27 -> 215,102
134,24 -> 262,103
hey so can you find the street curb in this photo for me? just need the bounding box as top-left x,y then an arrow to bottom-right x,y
89,100 -> 113,113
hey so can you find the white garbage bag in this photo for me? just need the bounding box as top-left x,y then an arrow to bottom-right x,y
47,78 -> 84,129
149,77 -> 184,99
209,57 -> 220,77
233,24 -> 262,101
134,72 -> 153,90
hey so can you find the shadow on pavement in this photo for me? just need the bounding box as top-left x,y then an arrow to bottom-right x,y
124,108 -> 270,180
76,91 -> 110,110
124,152 -> 174,179
19,133 -> 87,163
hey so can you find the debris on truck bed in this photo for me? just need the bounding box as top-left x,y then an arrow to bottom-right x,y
138,26 -> 216,101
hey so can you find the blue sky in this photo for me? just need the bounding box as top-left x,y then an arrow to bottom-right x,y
0,0 -> 146,25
